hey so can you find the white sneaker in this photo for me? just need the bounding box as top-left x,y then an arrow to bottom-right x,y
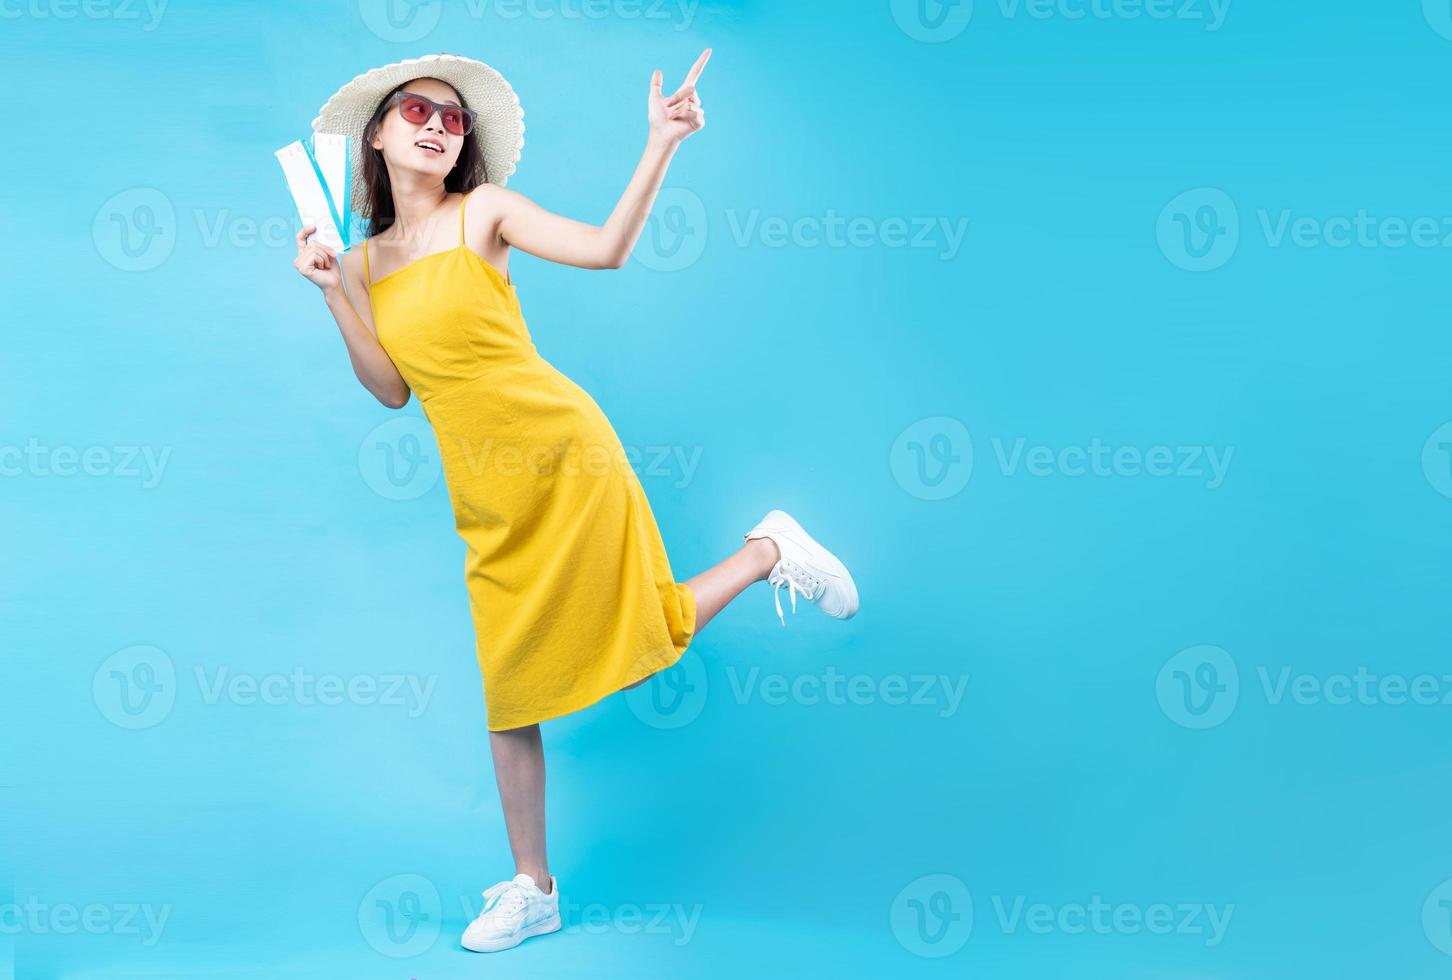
460,872 -> 561,953
744,509 -> 859,625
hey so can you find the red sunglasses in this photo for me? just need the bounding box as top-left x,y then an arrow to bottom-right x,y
385,90 -> 475,136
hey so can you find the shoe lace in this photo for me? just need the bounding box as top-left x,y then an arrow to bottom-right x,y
767,559 -> 820,627
480,880 -> 529,918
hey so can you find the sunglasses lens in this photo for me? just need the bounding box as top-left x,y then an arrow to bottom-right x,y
399,97 -> 431,123
442,109 -> 469,135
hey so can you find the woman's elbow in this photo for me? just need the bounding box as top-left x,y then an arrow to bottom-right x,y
376,388 -> 410,409
595,230 -> 629,269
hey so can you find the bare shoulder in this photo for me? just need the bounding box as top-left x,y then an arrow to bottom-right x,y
464,182 -> 513,215
338,241 -> 363,282
463,184 -> 513,241
335,244 -> 380,333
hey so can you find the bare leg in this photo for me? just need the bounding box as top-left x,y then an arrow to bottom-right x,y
486,537 -> 786,891
490,541 -> 781,879
621,537 -> 780,691
488,724 -> 553,894
686,537 -> 779,634
487,540 -> 784,876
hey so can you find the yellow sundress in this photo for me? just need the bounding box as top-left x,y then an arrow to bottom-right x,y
361,192 -> 696,730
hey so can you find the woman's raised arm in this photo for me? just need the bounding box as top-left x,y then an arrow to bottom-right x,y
491,48 -> 711,271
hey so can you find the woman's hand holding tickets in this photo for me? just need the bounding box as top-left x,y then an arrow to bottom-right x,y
294,225 -> 341,295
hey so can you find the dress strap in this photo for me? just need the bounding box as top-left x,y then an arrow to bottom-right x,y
362,238 -> 371,287
458,193 -> 467,246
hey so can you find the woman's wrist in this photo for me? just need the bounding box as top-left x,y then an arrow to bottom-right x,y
323,285 -> 352,319
646,131 -> 680,155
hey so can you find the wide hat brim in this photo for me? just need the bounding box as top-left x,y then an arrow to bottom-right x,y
310,52 -> 524,218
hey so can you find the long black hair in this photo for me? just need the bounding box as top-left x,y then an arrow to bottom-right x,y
360,79 -> 487,236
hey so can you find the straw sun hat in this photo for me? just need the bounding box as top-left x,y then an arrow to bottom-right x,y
310,52 -> 525,217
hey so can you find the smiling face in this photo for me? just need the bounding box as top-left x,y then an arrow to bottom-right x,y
369,76 -> 468,182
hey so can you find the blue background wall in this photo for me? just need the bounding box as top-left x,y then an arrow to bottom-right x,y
5,1 -> 1452,977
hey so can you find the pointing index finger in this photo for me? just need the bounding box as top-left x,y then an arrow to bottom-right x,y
680,47 -> 711,89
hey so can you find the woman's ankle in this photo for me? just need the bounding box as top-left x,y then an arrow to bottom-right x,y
744,536 -> 780,580
520,867 -> 553,894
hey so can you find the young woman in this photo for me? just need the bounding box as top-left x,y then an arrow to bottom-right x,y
291,51 -> 859,954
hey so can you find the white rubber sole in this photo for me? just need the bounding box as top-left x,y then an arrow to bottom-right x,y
749,509 -> 859,619
460,911 -> 562,953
